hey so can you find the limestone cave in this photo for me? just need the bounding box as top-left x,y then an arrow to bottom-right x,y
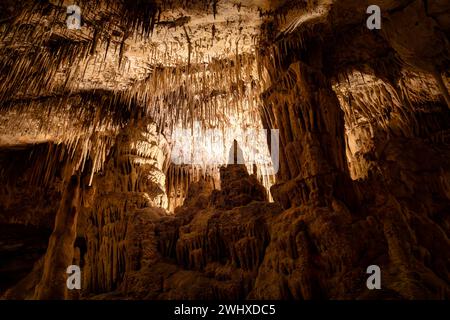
0,0 -> 449,301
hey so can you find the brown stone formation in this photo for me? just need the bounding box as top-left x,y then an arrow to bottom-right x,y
81,122 -> 170,294
34,174 -> 81,299
0,0 -> 449,300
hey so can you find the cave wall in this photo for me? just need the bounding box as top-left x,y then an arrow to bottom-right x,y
0,0 -> 449,300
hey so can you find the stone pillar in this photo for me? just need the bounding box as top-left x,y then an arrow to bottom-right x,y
34,174 -> 81,299
265,58 -> 355,209
82,123 -> 169,294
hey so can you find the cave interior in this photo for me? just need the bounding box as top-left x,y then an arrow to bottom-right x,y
0,0 -> 449,300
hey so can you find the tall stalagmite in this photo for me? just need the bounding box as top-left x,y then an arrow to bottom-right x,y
34,175 -> 81,299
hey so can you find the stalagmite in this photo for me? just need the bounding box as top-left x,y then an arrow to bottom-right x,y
34,174 -> 81,300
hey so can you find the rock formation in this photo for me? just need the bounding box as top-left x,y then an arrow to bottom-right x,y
0,0 -> 449,300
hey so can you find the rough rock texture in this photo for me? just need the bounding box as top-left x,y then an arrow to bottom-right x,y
0,0 -> 450,301
97,164 -> 282,300
80,123 -> 170,294
211,164 -> 268,209
34,174 -> 81,299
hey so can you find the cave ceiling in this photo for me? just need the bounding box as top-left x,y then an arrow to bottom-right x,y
0,0 -> 448,170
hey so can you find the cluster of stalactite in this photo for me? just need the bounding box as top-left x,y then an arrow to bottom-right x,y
0,0 -> 275,196
0,140 -> 92,299
130,53 -> 262,133
333,70 -> 450,179
166,164 -> 216,212
0,143 -> 69,227
0,122 -> 172,299
1,0 -> 449,300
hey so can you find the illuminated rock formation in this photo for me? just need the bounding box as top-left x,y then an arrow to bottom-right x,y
0,0 -> 449,300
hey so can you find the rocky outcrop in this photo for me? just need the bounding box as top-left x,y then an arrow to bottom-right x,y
85,164 -> 282,300
249,0 -> 450,300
